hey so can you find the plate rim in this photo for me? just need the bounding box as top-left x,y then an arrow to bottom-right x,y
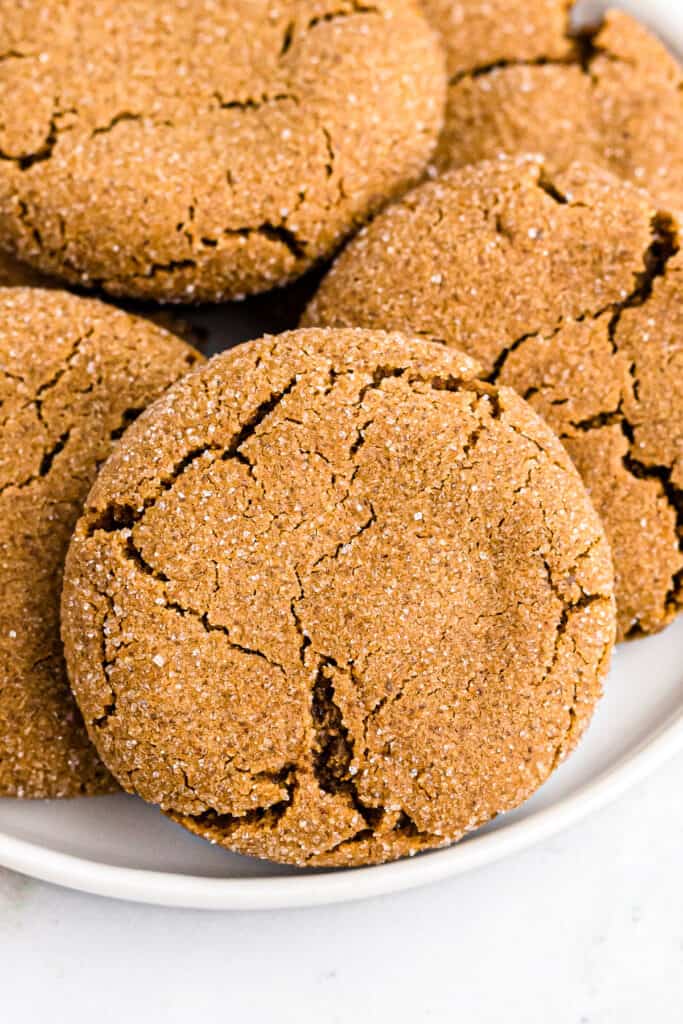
1,705 -> 681,910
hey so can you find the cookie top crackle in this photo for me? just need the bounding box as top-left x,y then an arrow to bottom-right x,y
62,328 -> 615,866
0,287 -> 201,798
304,157 -> 683,639
421,0 -> 683,209
0,0 -> 445,302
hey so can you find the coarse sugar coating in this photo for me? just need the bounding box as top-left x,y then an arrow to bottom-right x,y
61,327 -> 615,867
421,0 -> 574,80
0,249 -> 207,348
303,156 -> 683,640
0,0 -> 445,302
422,1 -> 683,209
0,287 -> 201,798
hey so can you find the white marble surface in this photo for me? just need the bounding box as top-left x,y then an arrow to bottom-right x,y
0,750 -> 681,1023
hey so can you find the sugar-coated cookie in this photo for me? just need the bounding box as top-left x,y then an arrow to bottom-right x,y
422,2 -> 683,209
0,0 -> 445,302
0,288 -> 201,797
304,157 -> 683,639
62,328 -> 614,865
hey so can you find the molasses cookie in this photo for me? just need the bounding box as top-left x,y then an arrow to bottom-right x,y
0,0 -> 445,302
0,288 -> 201,797
304,157 -> 683,639
62,328 -> 615,867
423,1 -> 683,209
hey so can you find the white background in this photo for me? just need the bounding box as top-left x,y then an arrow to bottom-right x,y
1,751 -> 682,1022
1,2 -> 683,1019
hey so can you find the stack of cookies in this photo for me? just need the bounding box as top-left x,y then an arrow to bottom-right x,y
0,0 -> 680,869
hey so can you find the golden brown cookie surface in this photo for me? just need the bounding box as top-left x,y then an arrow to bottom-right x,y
303,158 -> 683,639
0,249 -> 208,348
0,288 -> 201,797
62,328 -> 614,866
423,2 -> 683,209
422,0 -> 573,79
0,0 -> 445,302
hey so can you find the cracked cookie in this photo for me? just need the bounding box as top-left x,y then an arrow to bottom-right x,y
61,327 -> 615,867
0,287 -> 201,798
422,2 -> 683,209
0,0 -> 445,302
303,157 -> 683,639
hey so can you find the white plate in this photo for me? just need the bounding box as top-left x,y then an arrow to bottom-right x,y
1,0 -> 682,911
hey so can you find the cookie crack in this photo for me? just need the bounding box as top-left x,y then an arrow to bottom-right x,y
92,697 -> 117,730
0,329 -> 89,478
86,446 -> 222,534
91,111 -> 143,137
607,211 -> 679,346
279,20 -> 296,56
0,50 -> 35,63
286,409 -> 448,851
536,168 -> 570,206
180,770 -> 297,834
108,406 -> 146,443
37,427 -> 71,477
130,221 -> 307,284
546,211 -> 683,626
321,125 -> 335,180
103,526 -> 289,677
311,804 -> 442,861
191,221 -> 308,262
171,600 -> 286,674
311,503 -> 376,570
278,0 -> 380,58
0,102 -> 74,169
448,16 -> 633,91
87,376 -> 299,535
33,329 -> 93,427
237,223 -> 306,261
222,376 -> 298,463
310,657 -> 383,832
487,326 -> 560,385
307,2 -> 380,32
489,205 -> 679,387
213,90 -> 299,112
0,427 -> 72,496
620,435 -> 683,632
14,199 -> 78,275
352,364 -> 484,408
90,584 -> 120,728
547,592 -> 604,771
289,567 -> 311,666
449,54 -> 577,88
139,257 -> 198,279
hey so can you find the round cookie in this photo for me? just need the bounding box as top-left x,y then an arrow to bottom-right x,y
61,328 -> 615,867
0,288 -> 201,797
422,1 -> 683,209
0,0 -> 445,302
303,157 -> 683,639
